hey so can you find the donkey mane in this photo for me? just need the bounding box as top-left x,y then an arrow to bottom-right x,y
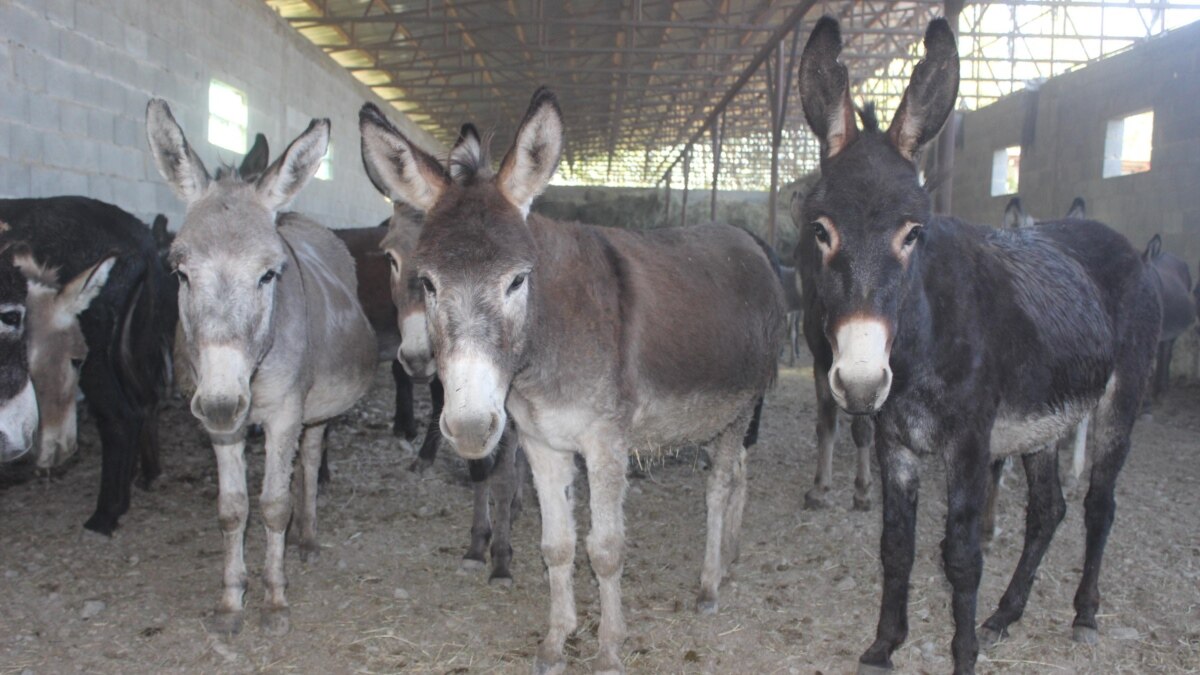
856,102 -> 881,132
212,163 -> 248,182
448,126 -> 496,184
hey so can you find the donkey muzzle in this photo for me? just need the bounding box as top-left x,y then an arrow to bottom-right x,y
192,393 -> 250,434
438,349 -> 507,460
398,313 -> 437,380
0,378 -> 38,463
830,319 -> 893,415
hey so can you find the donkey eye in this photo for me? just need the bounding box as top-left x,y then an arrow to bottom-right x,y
810,221 -> 831,245
173,270 -> 189,285
259,270 -> 278,286
420,277 -> 437,296
386,253 -> 399,271
507,273 -> 527,294
903,226 -> 923,246
70,358 -> 84,370
0,311 -> 22,327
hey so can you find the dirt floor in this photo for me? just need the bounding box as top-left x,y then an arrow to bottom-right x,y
2,360 -> 1199,674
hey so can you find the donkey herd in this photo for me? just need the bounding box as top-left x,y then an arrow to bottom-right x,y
2,17 -> 1199,675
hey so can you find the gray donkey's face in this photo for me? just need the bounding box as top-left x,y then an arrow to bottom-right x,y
146,99 -> 329,435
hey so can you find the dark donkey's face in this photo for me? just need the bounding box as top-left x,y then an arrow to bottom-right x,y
359,91 -> 562,459
797,17 -> 959,414
0,236 -> 36,463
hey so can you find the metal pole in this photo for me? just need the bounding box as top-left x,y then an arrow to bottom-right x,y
710,111 -> 723,222
681,147 -> 691,227
664,169 -> 672,225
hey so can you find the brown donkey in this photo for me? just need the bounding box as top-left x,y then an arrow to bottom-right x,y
359,90 -> 785,673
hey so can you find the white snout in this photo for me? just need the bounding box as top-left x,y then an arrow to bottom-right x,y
397,312 -> 437,380
36,403 -> 79,470
829,319 -> 893,414
190,345 -> 253,433
438,349 -> 507,460
0,378 -> 38,463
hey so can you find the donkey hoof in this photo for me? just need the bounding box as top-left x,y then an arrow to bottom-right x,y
488,573 -> 514,588
260,607 -> 291,636
299,541 -> 321,563
694,594 -> 719,615
205,610 -> 244,637
459,557 -> 486,573
409,457 -> 433,474
852,495 -> 872,511
978,625 -> 1007,649
804,490 -> 831,510
1072,625 -> 1100,645
856,662 -> 892,675
533,655 -> 567,675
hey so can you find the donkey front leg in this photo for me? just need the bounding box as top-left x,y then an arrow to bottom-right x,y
525,441 -> 578,675
461,455 -> 494,572
859,441 -> 919,674
581,439 -> 629,674
207,439 -> 249,636
851,416 -> 874,510
260,411 -> 302,636
806,364 -> 839,510
289,423 -> 326,562
942,440 -> 991,675
487,429 -> 523,586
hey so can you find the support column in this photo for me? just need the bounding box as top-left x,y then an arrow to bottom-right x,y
680,147 -> 691,227
710,112 -> 724,222
933,0 -> 964,215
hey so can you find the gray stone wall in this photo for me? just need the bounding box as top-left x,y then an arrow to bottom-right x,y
950,20 -> 1200,265
0,0 -> 440,230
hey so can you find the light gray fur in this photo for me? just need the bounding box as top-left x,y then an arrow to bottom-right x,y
147,99 -> 376,636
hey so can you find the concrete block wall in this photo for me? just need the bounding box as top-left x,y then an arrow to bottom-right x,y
0,0 -> 441,230
950,20 -> 1200,266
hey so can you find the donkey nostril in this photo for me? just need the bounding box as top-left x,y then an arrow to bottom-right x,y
831,367 -> 846,392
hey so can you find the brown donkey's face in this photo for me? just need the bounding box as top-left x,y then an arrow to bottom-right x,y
13,254 -> 114,468
380,211 -> 436,380
360,91 -> 562,459
797,17 -> 958,414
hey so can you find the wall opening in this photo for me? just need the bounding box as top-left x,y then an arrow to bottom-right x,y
990,145 -> 1020,196
208,80 -> 249,154
1103,110 -> 1153,178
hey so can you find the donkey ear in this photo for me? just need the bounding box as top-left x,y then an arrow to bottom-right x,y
887,18 -> 959,162
1066,197 -> 1086,219
497,88 -> 563,216
449,123 -> 487,183
239,133 -> 270,179
59,255 -> 116,317
359,103 -> 449,212
12,247 -> 58,289
146,99 -> 211,204
151,215 -> 169,245
1143,234 -> 1162,262
256,119 -> 329,213
798,17 -> 858,161
1003,197 -> 1026,230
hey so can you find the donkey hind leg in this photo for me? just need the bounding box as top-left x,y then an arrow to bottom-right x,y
859,442 -> 919,674
409,377 -> 445,474
392,359 -> 417,440
851,416 -> 874,511
487,427 -> 522,586
1073,376 -> 1144,644
288,423 -> 326,563
582,438 -> 629,674
979,448 -> 1066,648
260,413 -> 303,636
805,364 -> 839,510
526,441 -> 578,675
461,455 -> 494,572
206,439 -> 249,636
1061,415 -> 1089,496
136,403 -> 162,490
980,458 -> 1006,544
697,421 -> 747,615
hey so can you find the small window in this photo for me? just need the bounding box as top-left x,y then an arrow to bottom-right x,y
315,143 -> 332,181
1103,111 -> 1153,178
208,80 -> 248,154
991,146 -> 1020,197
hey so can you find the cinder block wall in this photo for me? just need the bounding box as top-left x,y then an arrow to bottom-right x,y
950,20 -> 1200,265
0,0 -> 440,230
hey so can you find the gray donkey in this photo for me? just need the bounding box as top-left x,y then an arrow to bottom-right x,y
146,100 -> 376,636
359,90 -> 785,674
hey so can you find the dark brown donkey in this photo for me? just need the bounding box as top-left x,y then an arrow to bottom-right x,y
797,18 -> 1160,674
359,90 -> 785,674
1141,234 -> 1196,398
